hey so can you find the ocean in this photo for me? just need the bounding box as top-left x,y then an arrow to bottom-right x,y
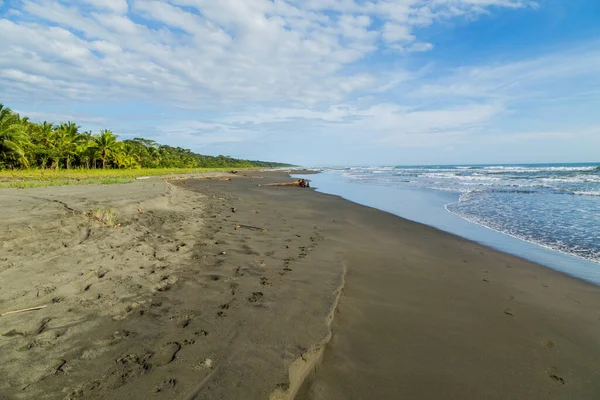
293,163 -> 600,285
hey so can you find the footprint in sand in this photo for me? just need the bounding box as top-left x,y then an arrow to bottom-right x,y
155,378 -> 177,393
248,292 -> 264,303
217,300 -> 234,317
260,277 -> 271,286
180,318 -> 191,328
152,342 -> 181,367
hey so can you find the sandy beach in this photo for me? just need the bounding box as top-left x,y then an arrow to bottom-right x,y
1,171 -> 600,399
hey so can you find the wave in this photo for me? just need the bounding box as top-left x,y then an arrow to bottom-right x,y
573,191 -> 600,197
334,165 -> 600,203
418,173 -> 502,181
482,165 -> 598,173
541,175 -> 600,183
444,202 -> 600,265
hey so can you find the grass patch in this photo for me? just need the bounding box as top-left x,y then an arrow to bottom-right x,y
0,167 -> 243,188
0,178 -> 134,188
85,208 -> 119,227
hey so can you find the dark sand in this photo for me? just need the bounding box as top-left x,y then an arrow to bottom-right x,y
1,171 -> 600,399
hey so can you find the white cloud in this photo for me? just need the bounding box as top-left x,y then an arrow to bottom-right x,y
382,23 -> 415,43
1,0 -> 537,108
407,42 -> 434,52
7,0 -> 583,164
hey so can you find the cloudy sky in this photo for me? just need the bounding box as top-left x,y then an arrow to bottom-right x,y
1,0 -> 599,166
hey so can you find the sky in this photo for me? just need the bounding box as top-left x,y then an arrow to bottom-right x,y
1,0 -> 599,166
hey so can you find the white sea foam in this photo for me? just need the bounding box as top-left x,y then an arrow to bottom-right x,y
482,165 -> 598,173
445,202 -> 600,265
418,173 -> 501,181
573,191 -> 600,197
541,175 -> 600,183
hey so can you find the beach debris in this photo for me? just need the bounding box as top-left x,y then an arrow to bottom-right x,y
221,178 -> 232,181
231,207 -> 236,213
230,170 -> 238,174
135,176 -> 151,180
1,305 -> 48,317
203,358 -> 213,368
259,179 -> 310,188
235,224 -> 267,232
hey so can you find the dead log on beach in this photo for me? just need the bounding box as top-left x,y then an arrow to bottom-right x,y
1,305 -> 47,317
235,224 -> 267,232
260,179 -> 310,188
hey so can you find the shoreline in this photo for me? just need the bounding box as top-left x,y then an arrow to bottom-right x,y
443,199 -> 600,272
295,170 -> 600,286
1,172 -> 600,399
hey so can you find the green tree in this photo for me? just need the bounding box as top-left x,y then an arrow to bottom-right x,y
0,104 -> 29,168
76,131 -> 97,169
94,129 -> 120,169
29,121 -> 56,168
0,101 -> 292,171
54,122 -> 83,169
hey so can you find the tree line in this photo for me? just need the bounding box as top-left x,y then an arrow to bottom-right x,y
0,103 -> 290,170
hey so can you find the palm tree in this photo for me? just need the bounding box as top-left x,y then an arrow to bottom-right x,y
0,104 -> 29,168
30,121 -> 56,168
77,131 -> 97,169
94,129 -> 120,169
55,122 -> 83,169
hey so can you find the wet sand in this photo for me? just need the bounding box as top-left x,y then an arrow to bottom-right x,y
1,172 -> 600,399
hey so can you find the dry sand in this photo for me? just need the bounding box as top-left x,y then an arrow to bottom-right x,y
1,171 -> 600,399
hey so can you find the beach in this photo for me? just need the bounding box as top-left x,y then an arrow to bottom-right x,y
1,171 -> 600,399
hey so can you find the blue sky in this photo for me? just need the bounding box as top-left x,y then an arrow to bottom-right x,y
1,0 -> 599,166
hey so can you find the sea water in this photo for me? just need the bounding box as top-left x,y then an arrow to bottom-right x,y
293,163 -> 600,285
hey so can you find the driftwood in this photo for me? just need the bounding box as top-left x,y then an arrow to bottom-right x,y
260,179 -> 310,188
235,224 -> 267,232
1,305 -> 47,317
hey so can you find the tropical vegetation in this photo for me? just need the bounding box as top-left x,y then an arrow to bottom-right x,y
0,103 -> 290,171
